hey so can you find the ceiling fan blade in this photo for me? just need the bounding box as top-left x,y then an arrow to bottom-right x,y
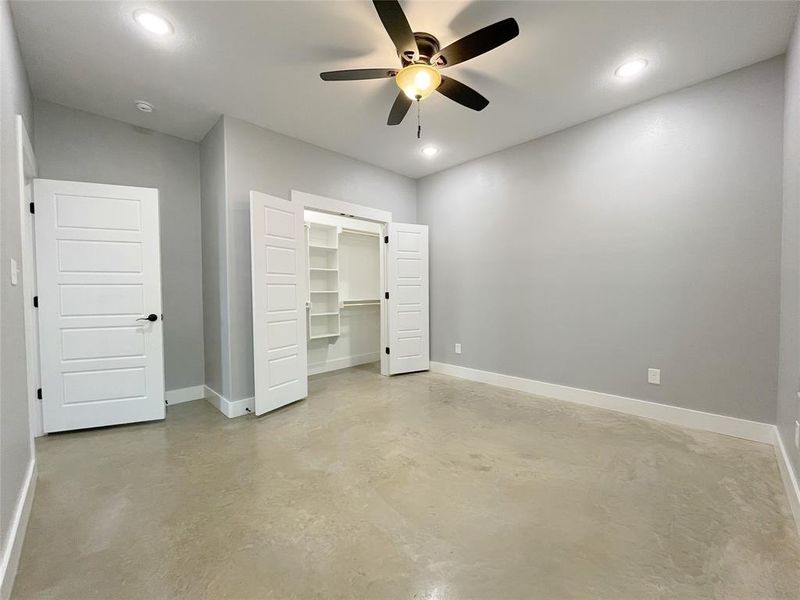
320,68 -> 398,81
436,76 -> 489,111
387,91 -> 412,125
372,0 -> 418,60
431,17 -> 519,68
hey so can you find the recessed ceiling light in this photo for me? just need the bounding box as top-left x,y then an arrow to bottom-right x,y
135,100 -> 154,113
133,10 -> 173,35
421,145 -> 439,157
615,58 -> 648,79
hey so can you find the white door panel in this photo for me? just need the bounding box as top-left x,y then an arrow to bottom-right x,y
34,179 -> 165,432
250,191 -> 308,415
387,222 -> 429,374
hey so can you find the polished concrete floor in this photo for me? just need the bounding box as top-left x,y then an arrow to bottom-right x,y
13,364 -> 800,599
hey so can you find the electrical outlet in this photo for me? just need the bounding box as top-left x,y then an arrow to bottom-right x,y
9,259 -> 18,286
795,421 -> 799,450
647,368 -> 661,385
454,343 -> 462,354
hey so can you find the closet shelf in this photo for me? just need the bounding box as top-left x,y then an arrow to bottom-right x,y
309,243 -> 337,250
310,290 -> 338,294
309,332 -> 340,340
310,311 -> 339,317
341,228 -> 380,238
310,268 -> 338,272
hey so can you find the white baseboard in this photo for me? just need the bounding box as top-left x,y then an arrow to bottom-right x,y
429,362 -> 775,444
165,385 -> 206,406
204,385 -> 254,419
308,352 -> 380,376
774,428 -> 800,536
0,460 -> 37,600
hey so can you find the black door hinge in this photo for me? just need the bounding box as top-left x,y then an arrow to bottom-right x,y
385,347 -> 390,355
36,388 -> 42,400
33,296 -> 38,308
384,292 -> 389,300
29,202 -> 35,214
384,235 -> 389,244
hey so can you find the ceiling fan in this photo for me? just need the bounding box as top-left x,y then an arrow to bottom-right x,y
320,0 -> 519,128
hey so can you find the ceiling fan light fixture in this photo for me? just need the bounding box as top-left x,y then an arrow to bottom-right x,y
396,64 -> 441,100
320,2 -> 519,127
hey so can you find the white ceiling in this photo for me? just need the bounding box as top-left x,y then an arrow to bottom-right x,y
11,1 -> 798,178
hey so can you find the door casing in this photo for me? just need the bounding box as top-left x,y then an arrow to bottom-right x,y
17,115 -> 40,442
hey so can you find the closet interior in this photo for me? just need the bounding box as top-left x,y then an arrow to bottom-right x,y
305,210 -> 382,375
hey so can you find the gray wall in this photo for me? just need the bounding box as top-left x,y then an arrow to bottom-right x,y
778,15 -> 800,481
200,118 -> 229,398
33,100 -> 205,392
221,115 -> 417,400
0,0 -> 34,582
417,58 -> 785,424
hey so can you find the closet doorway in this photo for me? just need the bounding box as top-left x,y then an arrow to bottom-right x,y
305,210 -> 382,375
249,189 -> 429,416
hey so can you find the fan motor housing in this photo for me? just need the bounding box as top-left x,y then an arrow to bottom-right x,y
401,32 -> 441,66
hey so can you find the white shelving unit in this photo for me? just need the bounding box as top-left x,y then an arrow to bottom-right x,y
307,222 -> 341,340
303,208 -> 387,376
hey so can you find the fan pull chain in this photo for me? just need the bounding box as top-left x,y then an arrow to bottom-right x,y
416,98 -> 421,139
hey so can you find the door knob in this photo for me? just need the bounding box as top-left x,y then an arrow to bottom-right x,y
136,313 -> 158,322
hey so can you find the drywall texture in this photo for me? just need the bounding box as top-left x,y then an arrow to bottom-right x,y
200,118 -> 229,398
32,100 -> 205,392
0,0 -> 34,581
221,116 -> 416,400
778,15 -> 800,482
417,58 -> 785,423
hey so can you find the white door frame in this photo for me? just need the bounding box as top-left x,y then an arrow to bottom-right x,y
290,190 -> 393,376
16,115 -> 41,439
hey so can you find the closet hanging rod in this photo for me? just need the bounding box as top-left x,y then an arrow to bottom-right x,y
341,228 -> 380,238
342,300 -> 380,307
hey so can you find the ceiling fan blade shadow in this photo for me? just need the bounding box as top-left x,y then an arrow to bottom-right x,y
387,91 -> 412,125
436,76 -> 489,111
320,68 -> 398,81
372,0 -> 418,61
432,18 -> 519,68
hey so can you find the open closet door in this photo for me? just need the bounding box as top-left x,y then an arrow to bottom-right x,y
250,191 -> 308,415
386,222 -> 430,374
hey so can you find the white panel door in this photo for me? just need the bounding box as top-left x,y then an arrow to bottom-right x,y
250,191 -> 308,415
34,179 -> 165,432
387,222 -> 429,374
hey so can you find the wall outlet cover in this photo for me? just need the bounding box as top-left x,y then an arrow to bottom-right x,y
10,258 -> 18,286
647,368 -> 661,385
454,343 -> 462,354
795,420 -> 799,450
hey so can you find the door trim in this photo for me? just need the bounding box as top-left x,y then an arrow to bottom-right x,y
291,190 -> 392,224
16,115 -> 41,439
